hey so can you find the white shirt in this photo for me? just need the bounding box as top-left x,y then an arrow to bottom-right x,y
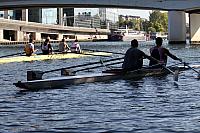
71,42 -> 81,52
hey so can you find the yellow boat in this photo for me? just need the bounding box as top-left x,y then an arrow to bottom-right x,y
0,52 -> 112,64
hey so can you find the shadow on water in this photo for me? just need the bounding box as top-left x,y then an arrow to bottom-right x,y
15,86 -> 72,97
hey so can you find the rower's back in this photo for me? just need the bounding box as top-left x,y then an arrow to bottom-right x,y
149,37 -> 181,67
122,39 -> 145,71
71,39 -> 81,53
59,39 -> 67,52
24,39 -> 34,56
41,39 -> 52,55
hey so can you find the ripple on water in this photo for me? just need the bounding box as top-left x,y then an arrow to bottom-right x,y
1,42 -> 200,132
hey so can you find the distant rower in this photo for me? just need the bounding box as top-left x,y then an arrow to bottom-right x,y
70,39 -> 81,53
24,39 -> 36,56
41,38 -> 53,55
58,38 -> 70,52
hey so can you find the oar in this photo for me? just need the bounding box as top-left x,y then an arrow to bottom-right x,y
73,61 -> 123,73
80,51 -> 111,57
82,48 -> 124,55
0,52 -> 25,58
181,61 -> 200,78
51,50 -> 111,57
27,57 -> 124,80
146,55 -> 180,81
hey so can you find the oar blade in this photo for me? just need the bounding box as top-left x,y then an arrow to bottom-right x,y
173,70 -> 179,81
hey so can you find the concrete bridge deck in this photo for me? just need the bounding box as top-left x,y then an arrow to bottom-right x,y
0,18 -> 109,34
0,18 -> 109,43
0,0 -> 200,12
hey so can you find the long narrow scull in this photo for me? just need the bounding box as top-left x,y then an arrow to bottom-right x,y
14,66 -> 187,90
0,51 -> 112,64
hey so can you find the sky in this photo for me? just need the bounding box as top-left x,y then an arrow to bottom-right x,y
74,8 -> 151,19
74,8 -> 189,23
116,9 -> 151,19
118,9 -> 189,23
74,8 -> 152,24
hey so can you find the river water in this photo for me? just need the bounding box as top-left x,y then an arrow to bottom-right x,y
0,41 -> 200,133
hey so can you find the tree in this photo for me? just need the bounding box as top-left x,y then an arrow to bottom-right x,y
141,19 -> 150,33
118,11 -> 168,32
149,10 -> 168,32
118,15 -> 124,28
148,27 -> 156,33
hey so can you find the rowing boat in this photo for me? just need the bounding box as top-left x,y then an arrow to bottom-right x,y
0,51 -> 112,64
14,66 -> 187,90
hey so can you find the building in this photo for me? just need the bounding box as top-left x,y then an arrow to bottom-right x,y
62,8 -> 74,26
1,8 -> 119,29
28,8 -> 42,23
99,8 -> 119,29
0,8 -> 112,42
119,15 -> 140,21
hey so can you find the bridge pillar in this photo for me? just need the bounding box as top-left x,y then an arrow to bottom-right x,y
22,9 -> 28,22
57,8 -> 63,25
168,11 -> 186,44
35,32 -> 41,41
17,31 -> 24,41
4,10 -> 9,19
189,13 -> 200,44
0,29 -> 3,41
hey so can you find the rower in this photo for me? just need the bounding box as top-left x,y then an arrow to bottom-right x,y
149,37 -> 182,68
58,38 -> 70,53
122,39 -> 155,71
70,39 -> 81,53
41,38 -> 53,55
24,39 -> 36,56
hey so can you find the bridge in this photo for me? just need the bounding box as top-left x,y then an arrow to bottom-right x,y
0,0 -> 200,44
1,0 -> 200,11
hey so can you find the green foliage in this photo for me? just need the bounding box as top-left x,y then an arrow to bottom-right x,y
149,10 -> 168,32
148,27 -> 156,33
118,15 -> 140,29
118,10 -> 168,33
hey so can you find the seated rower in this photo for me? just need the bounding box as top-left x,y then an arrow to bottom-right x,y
58,38 -> 70,53
41,38 -> 53,55
70,39 -> 81,53
24,39 -> 37,56
122,39 -> 155,71
149,37 -> 182,68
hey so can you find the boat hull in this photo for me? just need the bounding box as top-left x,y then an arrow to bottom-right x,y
14,67 -> 183,90
14,73 -> 120,90
0,52 -> 112,64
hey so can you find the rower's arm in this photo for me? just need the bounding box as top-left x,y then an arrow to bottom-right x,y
141,50 -> 160,63
144,54 -> 159,63
165,49 -> 181,61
